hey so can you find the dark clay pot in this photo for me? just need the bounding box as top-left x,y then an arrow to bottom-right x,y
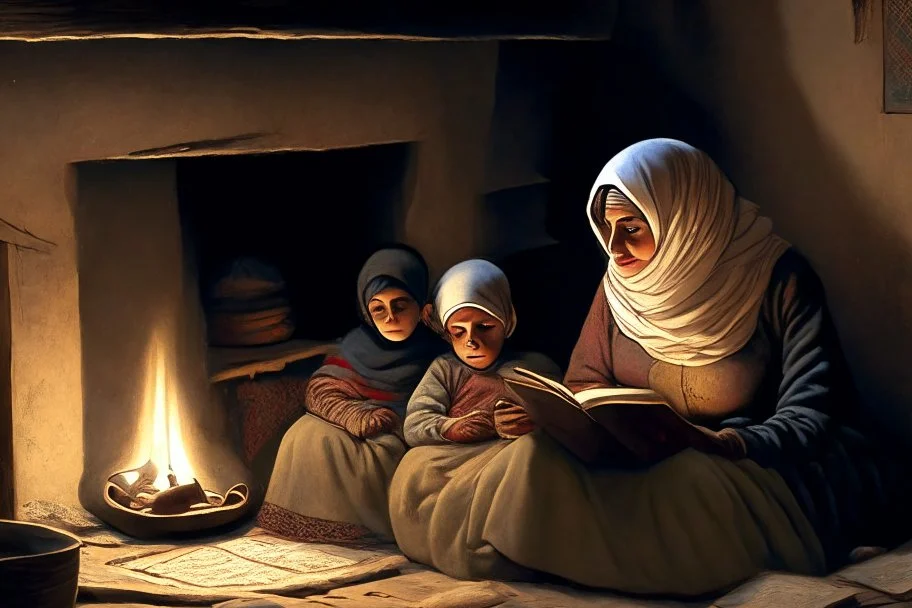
0,520 -> 82,608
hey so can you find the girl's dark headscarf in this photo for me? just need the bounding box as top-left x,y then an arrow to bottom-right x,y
335,246 -> 443,394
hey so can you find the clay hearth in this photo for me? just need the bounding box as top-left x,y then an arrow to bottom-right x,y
102,460 -> 249,538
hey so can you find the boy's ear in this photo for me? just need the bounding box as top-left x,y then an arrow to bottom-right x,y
421,303 -> 448,339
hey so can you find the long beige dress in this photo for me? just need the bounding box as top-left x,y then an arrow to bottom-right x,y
258,370 -> 410,543
386,253 -> 858,595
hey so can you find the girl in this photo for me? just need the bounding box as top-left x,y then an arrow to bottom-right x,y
257,245 -> 443,543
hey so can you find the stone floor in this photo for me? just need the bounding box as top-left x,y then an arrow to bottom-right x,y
23,500 -> 912,608
71,535 -> 912,608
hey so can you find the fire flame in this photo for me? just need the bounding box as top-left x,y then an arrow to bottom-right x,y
140,330 -> 195,491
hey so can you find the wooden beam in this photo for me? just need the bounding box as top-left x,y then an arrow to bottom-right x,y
0,217 -> 56,254
0,243 -> 14,519
853,0 -> 873,43
209,339 -> 339,383
0,1 -> 616,41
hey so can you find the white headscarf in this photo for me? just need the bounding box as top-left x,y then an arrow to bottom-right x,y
433,259 -> 517,337
587,138 -> 790,367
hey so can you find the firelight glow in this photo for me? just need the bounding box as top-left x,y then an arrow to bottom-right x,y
141,330 -> 195,491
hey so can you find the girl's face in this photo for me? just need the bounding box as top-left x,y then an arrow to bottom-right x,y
599,191 -> 657,278
368,287 -> 421,342
445,307 -> 506,370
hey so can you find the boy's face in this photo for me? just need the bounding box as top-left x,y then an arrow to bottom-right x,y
368,287 -> 420,342
445,307 -> 505,370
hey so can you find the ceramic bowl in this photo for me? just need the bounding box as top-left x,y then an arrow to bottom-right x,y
0,519 -> 82,608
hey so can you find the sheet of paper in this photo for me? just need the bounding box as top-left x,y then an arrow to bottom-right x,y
215,535 -> 359,573
136,546 -> 294,587
834,542 -> 912,599
116,535 -> 363,588
713,572 -> 858,608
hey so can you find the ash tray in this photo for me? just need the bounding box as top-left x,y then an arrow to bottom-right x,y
102,460 -> 249,539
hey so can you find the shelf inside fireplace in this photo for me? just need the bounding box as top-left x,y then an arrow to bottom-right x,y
208,338 -> 339,383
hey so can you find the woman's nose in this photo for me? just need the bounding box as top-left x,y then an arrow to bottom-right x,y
608,230 -> 627,256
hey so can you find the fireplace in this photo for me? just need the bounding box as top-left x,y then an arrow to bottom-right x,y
0,38 -> 504,532
72,141 -> 416,536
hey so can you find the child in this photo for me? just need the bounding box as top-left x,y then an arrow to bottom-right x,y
258,245 -> 444,543
404,259 -> 561,446
303,246 -> 443,437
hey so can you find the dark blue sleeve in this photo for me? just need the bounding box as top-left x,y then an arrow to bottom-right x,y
734,252 -> 909,561
735,252 -> 851,468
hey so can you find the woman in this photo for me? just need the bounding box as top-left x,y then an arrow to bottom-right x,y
388,139 -> 909,595
257,245 -> 444,543
569,138 -> 908,561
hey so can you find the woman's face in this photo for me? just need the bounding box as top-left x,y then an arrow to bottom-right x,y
445,307 -> 506,370
600,191 -> 657,278
368,287 -> 421,342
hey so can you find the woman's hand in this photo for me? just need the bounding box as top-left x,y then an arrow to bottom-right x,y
493,399 -> 536,439
704,427 -> 748,460
670,424 -> 747,460
596,405 -> 747,464
441,410 -> 497,443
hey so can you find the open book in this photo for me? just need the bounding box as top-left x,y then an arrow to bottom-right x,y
503,367 -> 703,466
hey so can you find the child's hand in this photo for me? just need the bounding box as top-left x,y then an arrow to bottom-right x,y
359,407 -> 401,438
441,410 -> 496,443
493,399 -> 536,439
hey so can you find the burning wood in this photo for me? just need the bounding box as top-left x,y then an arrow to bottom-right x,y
99,327 -> 249,534
106,460 -> 246,516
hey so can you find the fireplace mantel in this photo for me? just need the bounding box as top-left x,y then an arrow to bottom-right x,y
0,0 -> 616,42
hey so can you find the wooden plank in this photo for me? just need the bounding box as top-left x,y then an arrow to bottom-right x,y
208,338 -> 339,383
0,216 -> 56,253
0,0 -> 615,41
103,136 -> 417,162
0,243 -> 14,519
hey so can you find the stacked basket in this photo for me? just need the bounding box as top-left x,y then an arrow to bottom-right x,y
206,258 -> 295,347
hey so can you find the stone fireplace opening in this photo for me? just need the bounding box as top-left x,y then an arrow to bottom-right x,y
177,144 -> 413,345
74,143 -> 414,537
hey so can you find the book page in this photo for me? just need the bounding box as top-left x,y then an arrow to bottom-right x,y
504,377 -> 583,414
511,367 -> 577,402
574,386 -> 666,407
512,367 -> 665,408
